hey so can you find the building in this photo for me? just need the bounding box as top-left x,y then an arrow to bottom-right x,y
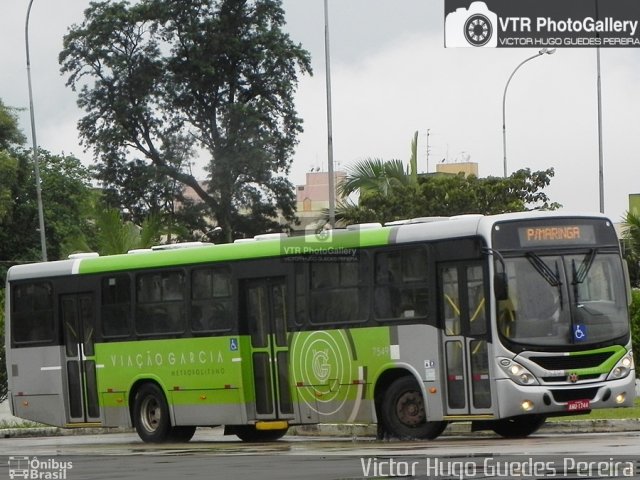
295,170 -> 346,231
435,161 -> 479,177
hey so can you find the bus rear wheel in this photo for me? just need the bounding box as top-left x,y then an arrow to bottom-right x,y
133,383 -> 172,443
232,425 -> 288,442
380,376 -> 447,440
491,414 -> 546,438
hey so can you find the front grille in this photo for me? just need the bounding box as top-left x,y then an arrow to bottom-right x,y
551,387 -> 599,403
529,352 -> 613,371
542,373 -> 601,383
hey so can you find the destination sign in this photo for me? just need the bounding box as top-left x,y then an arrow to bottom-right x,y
518,224 -> 596,246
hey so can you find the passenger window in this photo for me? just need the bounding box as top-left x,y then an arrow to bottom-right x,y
11,282 -> 54,344
309,258 -> 368,324
191,267 -> 232,333
374,247 -> 429,321
136,271 -> 185,335
101,275 -> 131,338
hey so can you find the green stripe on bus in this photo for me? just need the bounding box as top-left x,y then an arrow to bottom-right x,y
77,228 -> 393,275
567,345 -> 626,374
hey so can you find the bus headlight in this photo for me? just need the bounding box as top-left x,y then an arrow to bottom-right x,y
607,351 -> 634,380
499,358 -> 539,386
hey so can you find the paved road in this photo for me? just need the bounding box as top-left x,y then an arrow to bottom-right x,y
1,429 -> 640,479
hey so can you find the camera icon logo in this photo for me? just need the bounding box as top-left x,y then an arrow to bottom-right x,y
445,1 -> 498,48
305,226 -> 333,244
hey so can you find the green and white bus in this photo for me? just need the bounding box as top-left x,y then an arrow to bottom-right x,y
4,211 -> 635,442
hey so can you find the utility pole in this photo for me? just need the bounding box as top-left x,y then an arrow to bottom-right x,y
323,0 -> 336,228
426,129 -> 430,173
25,0 -> 47,261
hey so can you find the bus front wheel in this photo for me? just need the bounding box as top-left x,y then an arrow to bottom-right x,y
491,414 -> 546,438
133,383 -> 172,443
380,376 -> 447,440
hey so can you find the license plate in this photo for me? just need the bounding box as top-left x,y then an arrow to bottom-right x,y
567,399 -> 590,411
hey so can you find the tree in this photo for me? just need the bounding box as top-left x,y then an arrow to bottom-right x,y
334,168 -> 559,225
0,100 -> 25,150
0,149 -> 95,263
65,206 -> 165,256
623,211 -> 640,288
60,0 -> 312,243
339,132 -> 421,199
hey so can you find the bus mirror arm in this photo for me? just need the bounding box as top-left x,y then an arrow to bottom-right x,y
482,247 -> 509,301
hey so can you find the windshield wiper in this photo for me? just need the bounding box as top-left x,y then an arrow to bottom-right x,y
573,249 -> 597,285
526,252 -> 563,308
526,252 -> 561,287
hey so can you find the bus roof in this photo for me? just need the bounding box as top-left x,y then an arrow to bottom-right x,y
6,211 -> 611,281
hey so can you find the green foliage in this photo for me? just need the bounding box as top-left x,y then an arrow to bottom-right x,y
0,100 -> 25,150
64,206 -> 167,256
60,0 -> 312,242
335,166 -> 560,225
623,211 -> 640,288
630,289 -> 640,374
339,158 -> 412,198
0,149 -> 95,262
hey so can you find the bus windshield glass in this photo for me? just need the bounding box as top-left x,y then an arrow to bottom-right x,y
498,251 -> 629,346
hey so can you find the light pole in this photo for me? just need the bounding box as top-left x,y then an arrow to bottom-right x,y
323,0 -> 336,228
502,48 -> 555,178
25,0 -> 48,261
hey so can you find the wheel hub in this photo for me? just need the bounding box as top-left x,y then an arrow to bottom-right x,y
396,391 -> 425,427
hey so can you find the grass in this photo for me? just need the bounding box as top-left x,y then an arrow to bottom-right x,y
549,397 -> 640,422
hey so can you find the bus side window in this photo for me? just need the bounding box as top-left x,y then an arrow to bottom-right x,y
11,282 -> 54,344
374,247 -> 429,321
136,271 -> 185,335
191,267 -> 232,333
309,259 -> 368,325
101,275 -> 131,338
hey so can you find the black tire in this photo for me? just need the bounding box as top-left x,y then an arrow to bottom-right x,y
169,425 -> 197,442
491,414 -> 546,438
380,376 -> 447,440
133,383 -> 172,443
233,425 -> 288,442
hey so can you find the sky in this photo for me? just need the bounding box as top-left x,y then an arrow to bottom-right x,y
1,0 -> 640,222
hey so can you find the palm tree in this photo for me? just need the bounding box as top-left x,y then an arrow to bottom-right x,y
338,131 -> 420,198
64,207 -> 165,256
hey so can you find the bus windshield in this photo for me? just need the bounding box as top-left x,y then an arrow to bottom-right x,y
498,251 -> 629,347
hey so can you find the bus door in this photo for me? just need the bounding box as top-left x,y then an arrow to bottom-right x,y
60,293 -> 100,424
241,277 -> 294,421
439,263 -> 492,416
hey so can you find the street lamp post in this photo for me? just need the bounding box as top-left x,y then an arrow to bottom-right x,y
502,48 -> 556,178
25,0 -> 48,261
323,0 -> 336,228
